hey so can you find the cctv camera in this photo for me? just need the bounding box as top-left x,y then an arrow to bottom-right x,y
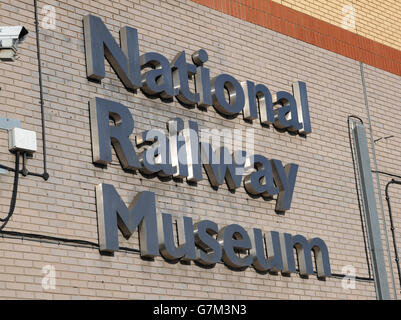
0,26 -> 28,61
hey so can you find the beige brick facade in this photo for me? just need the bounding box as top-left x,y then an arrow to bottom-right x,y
0,0 -> 400,299
274,0 -> 401,52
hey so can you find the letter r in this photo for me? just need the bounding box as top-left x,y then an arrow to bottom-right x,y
90,97 -> 141,170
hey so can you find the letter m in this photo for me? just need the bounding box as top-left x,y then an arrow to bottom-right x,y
83,14 -> 141,90
95,183 -> 159,257
281,233 -> 331,280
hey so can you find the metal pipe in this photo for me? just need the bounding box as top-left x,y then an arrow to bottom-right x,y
385,179 -> 401,292
359,62 -> 396,299
347,115 -> 372,279
33,0 -> 49,181
352,122 -> 390,299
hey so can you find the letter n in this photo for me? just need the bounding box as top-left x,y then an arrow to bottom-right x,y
83,14 -> 141,90
95,183 -> 159,257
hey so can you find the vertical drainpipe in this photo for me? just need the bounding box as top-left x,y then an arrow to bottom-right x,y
357,62 -> 396,299
352,122 -> 390,300
34,0 -> 49,181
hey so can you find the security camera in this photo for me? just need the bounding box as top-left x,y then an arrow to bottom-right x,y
0,26 -> 28,61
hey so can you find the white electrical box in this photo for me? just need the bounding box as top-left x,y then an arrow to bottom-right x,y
8,127 -> 37,153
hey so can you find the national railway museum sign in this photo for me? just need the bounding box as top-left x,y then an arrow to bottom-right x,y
83,14 -> 331,280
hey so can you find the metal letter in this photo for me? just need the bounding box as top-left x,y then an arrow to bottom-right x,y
250,229 -> 283,272
136,129 -> 175,176
83,15 -> 141,90
89,97 -> 141,170
201,143 -> 245,190
192,49 -> 208,67
141,52 -> 177,99
177,215 -> 197,262
309,237 -> 332,279
243,154 -> 278,197
183,120 -> 202,182
211,74 -> 245,115
281,233 -> 331,279
271,160 -> 298,212
217,224 -> 252,268
95,183 -> 159,257
158,213 -> 196,260
292,81 -> 312,135
172,51 -> 200,105
194,220 -> 222,265
120,26 -> 142,89
242,81 -> 274,124
280,233 -> 297,275
273,91 -> 302,131
193,49 -> 212,108
241,81 -> 258,120
290,234 -> 314,277
167,118 -> 189,178
257,84 -> 275,125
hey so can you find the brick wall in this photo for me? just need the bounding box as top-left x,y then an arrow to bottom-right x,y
0,0 -> 399,299
274,0 -> 401,54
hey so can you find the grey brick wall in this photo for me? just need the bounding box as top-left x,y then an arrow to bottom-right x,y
0,0 -> 399,299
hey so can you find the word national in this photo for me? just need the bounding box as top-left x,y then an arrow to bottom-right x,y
83,14 -> 312,136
